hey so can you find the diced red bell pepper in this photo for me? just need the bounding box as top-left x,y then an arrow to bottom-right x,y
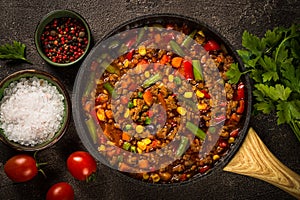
235,82 -> 245,100
201,90 -> 211,99
147,110 -> 154,117
229,128 -> 239,138
182,60 -> 194,80
199,165 -> 210,174
218,139 -> 228,148
236,100 -> 245,114
126,49 -> 135,60
203,40 -> 220,51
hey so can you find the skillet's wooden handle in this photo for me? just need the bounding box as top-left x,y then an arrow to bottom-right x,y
223,127 -> 300,199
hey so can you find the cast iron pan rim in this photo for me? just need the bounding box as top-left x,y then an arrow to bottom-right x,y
74,13 -> 252,187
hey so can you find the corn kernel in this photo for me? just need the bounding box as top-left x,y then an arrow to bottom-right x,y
177,107 -> 186,115
184,92 -> 193,98
198,30 -> 205,37
151,173 -> 160,182
168,74 -> 174,82
137,141 -> 147,150
123,59 -> 129,67
137,147 -> 143,154
98,145 -> 106,151
133,99 -> 138,106
142,138 -> 152,145
124,109 -> 130,118
197,103 -> 207,110
138,45 -> 147,56
97,108 -> 106,121
143,173 -> 149,180
196,90 -> 205,98
136,125 -> 144,133
228,137 -> 235,144
144,71 -> 150,78
213,154 -> 220,161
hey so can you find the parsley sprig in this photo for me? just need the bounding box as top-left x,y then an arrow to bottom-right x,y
0,41 -> 32,64
226,24 -> 300,142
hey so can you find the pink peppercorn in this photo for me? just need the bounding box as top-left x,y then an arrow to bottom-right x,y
40,17 -> 88,64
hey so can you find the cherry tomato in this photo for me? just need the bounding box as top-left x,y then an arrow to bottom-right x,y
67,151 -> 97,181
46,182 -> 74,200
4,154 -> 38,182
203,40 -> 220,51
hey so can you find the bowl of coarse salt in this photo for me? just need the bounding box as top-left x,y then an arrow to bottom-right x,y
0,69 -> 71,151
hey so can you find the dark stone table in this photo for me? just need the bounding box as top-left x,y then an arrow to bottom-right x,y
0,0 -> 299,199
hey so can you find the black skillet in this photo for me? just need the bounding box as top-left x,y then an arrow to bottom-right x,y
72,14 -> 300,198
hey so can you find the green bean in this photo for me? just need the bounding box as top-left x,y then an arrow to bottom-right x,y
176,136 -> 189,157
85,117 -> 97,144
103,82 -> 116,98
169,40 -> 185,56
192,60 -> 203,81
186,121 -> 206,140
182,30 -> 197,49
142,73 -> 162,88
101,61 -> 120,75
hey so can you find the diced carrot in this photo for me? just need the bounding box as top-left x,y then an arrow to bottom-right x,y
160,54 -> 170,65
171,57 -> 183,68
122,132 -> 131,141
138,159 -> 149,169
143,90 -> 153,106
105,110 -> 113,119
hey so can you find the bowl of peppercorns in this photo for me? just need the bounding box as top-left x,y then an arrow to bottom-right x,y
34,9 -> 92,67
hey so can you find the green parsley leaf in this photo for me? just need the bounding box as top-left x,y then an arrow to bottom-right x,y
226,24 -> 300,142
255,84 -> 292,101
254,101 -> 274,114
262,27 -> 282,48
0,41 -> 32,64
226,63 -> 242,84
290,38 -> 300,59
242,30 -> 265,56
277,100 -> 300,125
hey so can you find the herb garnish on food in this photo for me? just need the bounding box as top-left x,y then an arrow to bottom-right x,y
0,41 -> 32,64
226,24 -> 300,142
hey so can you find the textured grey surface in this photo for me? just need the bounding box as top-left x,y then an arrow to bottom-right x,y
0,0 -> 300,199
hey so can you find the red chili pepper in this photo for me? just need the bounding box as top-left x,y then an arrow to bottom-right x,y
235,82 -> 245,100
201,90 -> 211,99
182,60 -> 194,80
236,100 -> 245,114
203,40 -> 220,51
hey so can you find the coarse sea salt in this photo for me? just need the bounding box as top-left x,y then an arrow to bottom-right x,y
0,77 -> 65,146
